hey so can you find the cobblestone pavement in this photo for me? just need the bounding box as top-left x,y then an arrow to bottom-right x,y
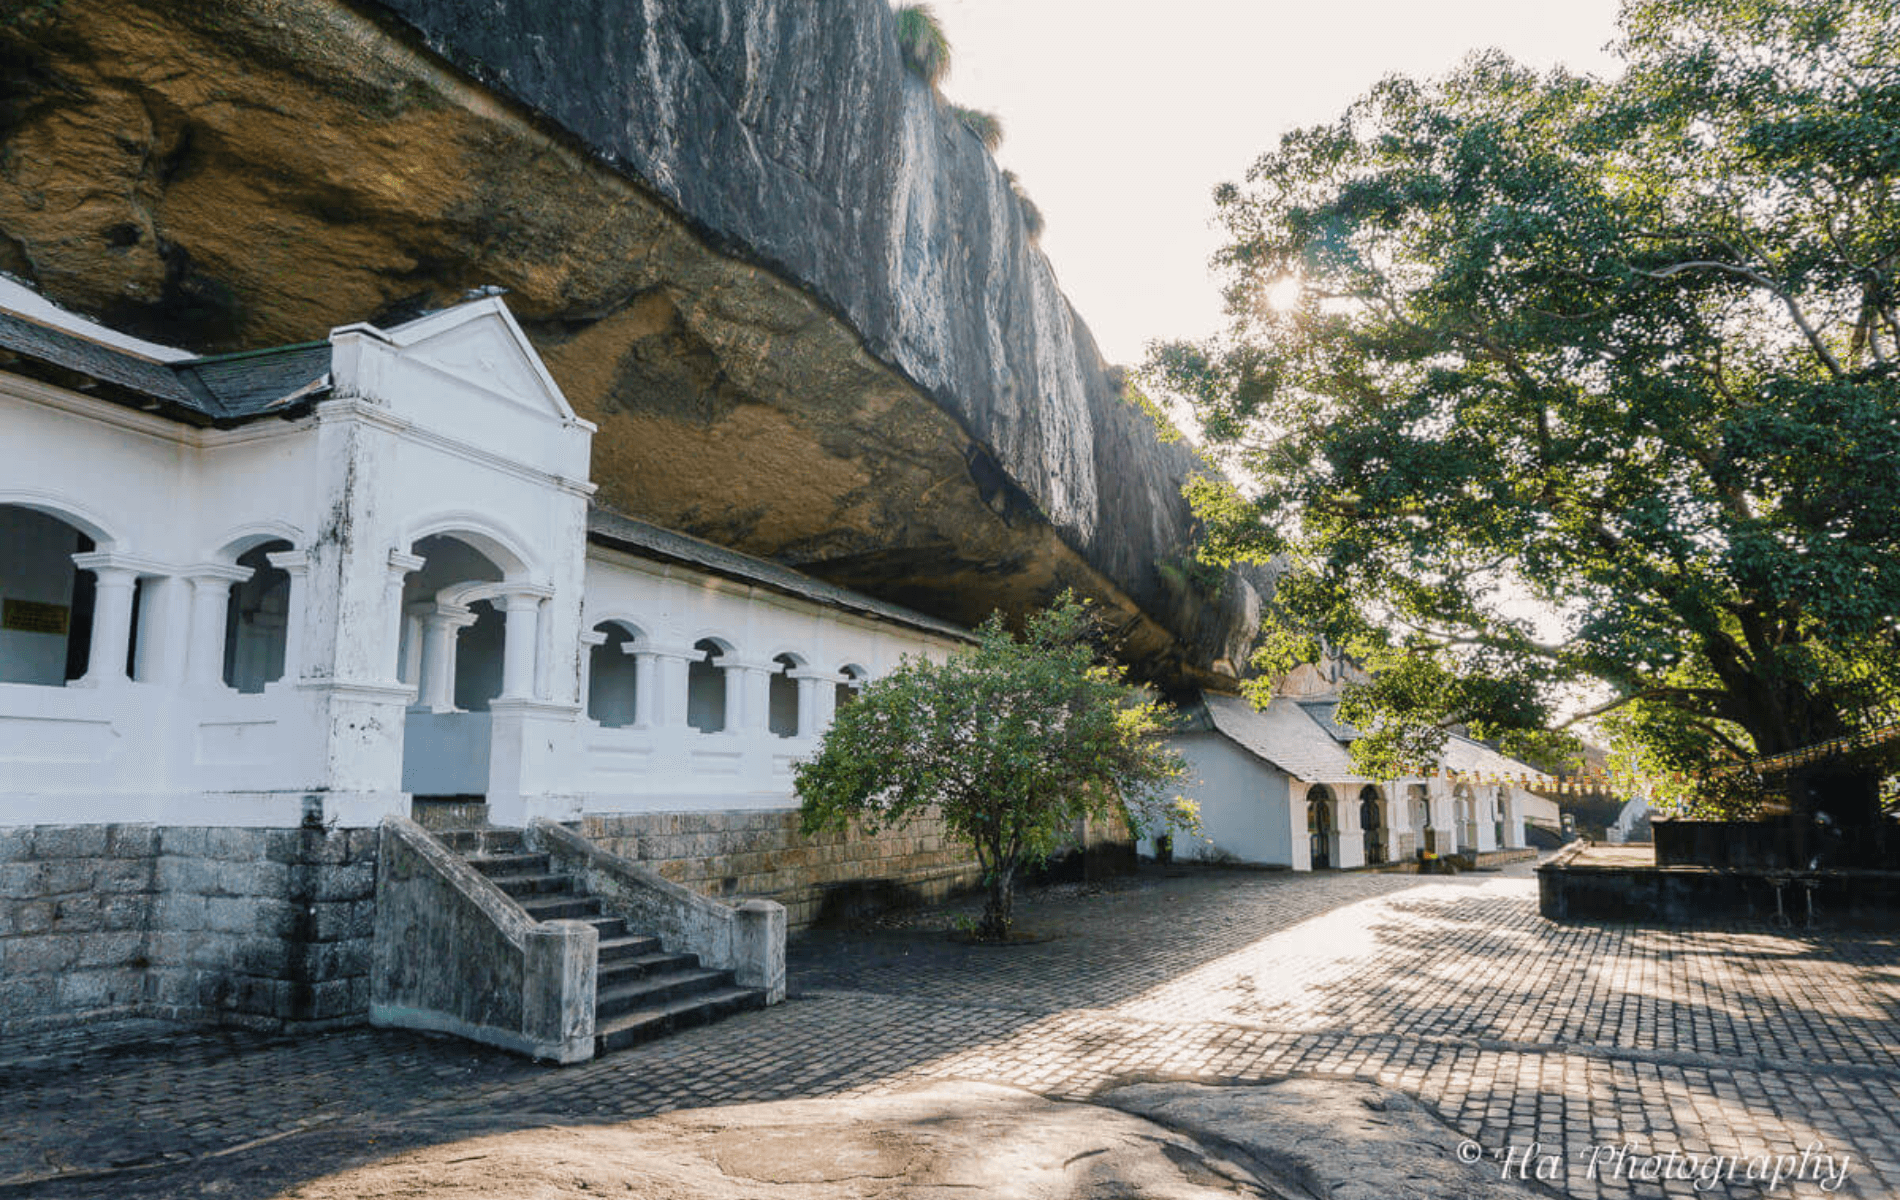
3,860 -> 1897,1199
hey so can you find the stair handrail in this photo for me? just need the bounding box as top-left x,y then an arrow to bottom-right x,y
370,816 -> 598,1062
528,818 -> 785,1004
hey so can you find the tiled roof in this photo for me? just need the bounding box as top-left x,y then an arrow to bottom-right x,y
0,309 -> 330,424
1205,691 -> 1542,784
586,509 -> 976,645
171,344 -> 332,419
1202,692 -> 1368,783
1440,735 -> 1542,779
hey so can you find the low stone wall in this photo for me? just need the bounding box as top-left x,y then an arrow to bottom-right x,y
576,810 -> 982,929
1538,842 -> 1900,928
0,823 -> 377,1035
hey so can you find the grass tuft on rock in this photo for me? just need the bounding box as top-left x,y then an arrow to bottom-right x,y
893,4 -> 951,87
952,105 -> 1004,152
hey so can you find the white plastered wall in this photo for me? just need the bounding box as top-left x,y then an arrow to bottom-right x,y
571,545 -> 967,814
1165,732 -> 1293,866
0,299 -> 597,828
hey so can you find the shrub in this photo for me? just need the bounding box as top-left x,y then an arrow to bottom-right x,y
795,594 -> 1192,939
893,4 -> 951,87
1003,170 -> 1044,241
952,105 -> 1004,152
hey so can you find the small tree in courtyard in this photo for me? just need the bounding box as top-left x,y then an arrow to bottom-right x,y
794,594 -> 1191,940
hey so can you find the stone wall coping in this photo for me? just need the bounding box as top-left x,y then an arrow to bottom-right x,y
380,816 -> 534,950
529,818 -> 785,1001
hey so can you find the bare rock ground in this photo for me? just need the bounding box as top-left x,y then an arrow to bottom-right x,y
267,1080 -> 1539,1200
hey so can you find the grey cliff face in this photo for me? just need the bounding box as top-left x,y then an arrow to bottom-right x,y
367,0 -> 1260,676
0,0 -> 1264,684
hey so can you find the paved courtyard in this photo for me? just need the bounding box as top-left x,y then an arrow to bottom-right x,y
2,858 -> 1897,1198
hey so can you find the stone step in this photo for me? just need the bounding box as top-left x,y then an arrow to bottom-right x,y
465,852 -> 551,878
491,873 -> 576,899
598,951 -> 700,990
595,966 -> 735,1021
597,932 -> 660,962
517,894 -> 603,922
436,827 -> 524,855
594,986 -> 769,1055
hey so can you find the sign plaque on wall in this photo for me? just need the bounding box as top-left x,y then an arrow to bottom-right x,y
1,599 -> 71,636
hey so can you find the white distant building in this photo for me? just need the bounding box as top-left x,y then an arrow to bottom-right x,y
1165,685 -> 1559,871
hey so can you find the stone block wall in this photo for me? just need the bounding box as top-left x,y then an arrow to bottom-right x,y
576,810 -> 982,929
0,824 -> 378,1035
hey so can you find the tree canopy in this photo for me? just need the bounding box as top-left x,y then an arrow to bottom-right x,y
1151,0 -> 1900,821
794,595 -> 1189,938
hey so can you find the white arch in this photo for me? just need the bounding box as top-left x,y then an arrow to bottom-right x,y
690,632 -> 739,656
768,649 -> 809,670
0,490 -> 122,550
205,521 -> 303,563
587,616 -> 650,646
403,512 -> 535,579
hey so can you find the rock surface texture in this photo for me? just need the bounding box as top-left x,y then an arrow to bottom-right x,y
229,1080 -> 1544,1199
0,0 -> 1263,686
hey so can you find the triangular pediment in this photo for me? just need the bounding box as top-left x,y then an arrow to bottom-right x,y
384,297 -> 577,422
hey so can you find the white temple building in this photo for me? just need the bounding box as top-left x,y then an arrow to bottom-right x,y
0,295 -> 967,833
1,289 -> 1555,1042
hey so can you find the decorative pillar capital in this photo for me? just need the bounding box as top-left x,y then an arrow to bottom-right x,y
265,549 -> 310,577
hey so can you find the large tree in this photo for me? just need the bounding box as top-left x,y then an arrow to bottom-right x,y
1152,0 -> 1900,838
794,595 -> 1190,939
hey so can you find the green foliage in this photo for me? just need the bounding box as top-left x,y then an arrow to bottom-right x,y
1150,0 -> 1900,818
795,593 -> 1191,938
952,105 -> 1005,152
1122,377 -> 1186,443
893,4 -> 951,88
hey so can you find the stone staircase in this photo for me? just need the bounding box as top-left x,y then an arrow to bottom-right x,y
436,827 -> 768,1056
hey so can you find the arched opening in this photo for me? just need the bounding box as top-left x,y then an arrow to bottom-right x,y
587,621 -> 642,728
400,533 -> 513,801
222,541 -> 292,693
1408,784 -> 1431,857
1359,785 -> 1386,866
1307,785 -> 1335,870
1492,789 -> 1506,848
687,638 -> 730,733
768,653 -> 802,738
835,663 -> 867,713
0,503 -> 96,686
1454,785 -> 1478,852
402,534 -> 506,712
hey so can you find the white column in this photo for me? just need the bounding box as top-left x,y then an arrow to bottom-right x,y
578,629 -> 609,716
1334,790 -> 1365,869
1289,780 -> 1314,871
1502,789 -> 1526,849
265,549 -> 310,685
399,611 -> 425,687
498,592 -> 543,701
385,551 -> 425,687
795,675 -> 820,739
132,574 -> 188,686
713,655 -> 770,733
814,675 -> 839,733
182,564 -> 253,690
415,602 -> 476,713
71,556 -> 139,687
632,645 -> 691,728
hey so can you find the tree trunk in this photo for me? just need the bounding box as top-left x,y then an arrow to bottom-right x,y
979,860 -> 1016,940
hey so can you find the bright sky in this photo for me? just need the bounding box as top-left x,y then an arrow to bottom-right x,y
927,0 -> 1623,368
